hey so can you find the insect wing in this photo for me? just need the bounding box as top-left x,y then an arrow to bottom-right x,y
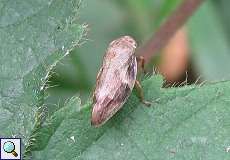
91,36 -> 137,127
91,56 -> 137,126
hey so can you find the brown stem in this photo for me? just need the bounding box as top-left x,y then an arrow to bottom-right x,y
136,0 -> 205,63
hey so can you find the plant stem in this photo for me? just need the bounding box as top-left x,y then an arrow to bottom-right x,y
136,0 -> 205,63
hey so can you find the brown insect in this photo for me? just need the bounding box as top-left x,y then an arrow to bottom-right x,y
91,36 -> 150,127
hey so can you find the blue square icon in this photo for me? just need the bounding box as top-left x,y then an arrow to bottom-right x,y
0,138 -> 21,160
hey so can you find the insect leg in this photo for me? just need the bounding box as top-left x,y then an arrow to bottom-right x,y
134,80 -> 151,106
136,56 -> 147,74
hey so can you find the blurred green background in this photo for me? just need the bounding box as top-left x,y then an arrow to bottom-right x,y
47,0 -> 230,108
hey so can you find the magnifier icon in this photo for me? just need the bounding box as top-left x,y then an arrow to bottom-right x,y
3,141 -> 18,157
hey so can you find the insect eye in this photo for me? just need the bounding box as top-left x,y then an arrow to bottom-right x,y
128,40 -> 137,48
129,40 -> 135,44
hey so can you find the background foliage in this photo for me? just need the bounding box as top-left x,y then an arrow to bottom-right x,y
1,0 -> 230,159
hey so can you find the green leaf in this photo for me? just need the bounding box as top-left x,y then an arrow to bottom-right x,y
46,0 -> 125,106
29,75 -> 230,159
47,0 -> 182,106
188,1 -> 230,81
0,0 -> 85,155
